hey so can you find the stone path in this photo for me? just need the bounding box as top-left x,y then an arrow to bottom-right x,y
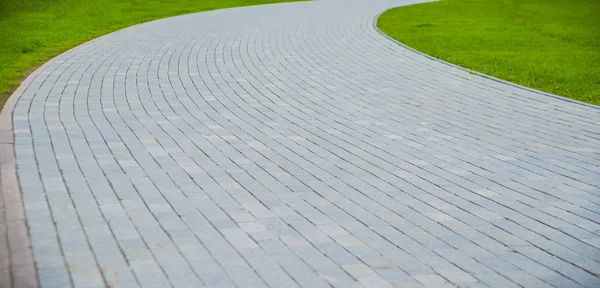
2,0 -> 600,287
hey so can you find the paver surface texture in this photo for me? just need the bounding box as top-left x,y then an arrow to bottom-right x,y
3,0 -> 600,287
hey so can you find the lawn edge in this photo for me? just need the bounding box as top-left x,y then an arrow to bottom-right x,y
374,8 -> 600,110
0,0 -> 307,110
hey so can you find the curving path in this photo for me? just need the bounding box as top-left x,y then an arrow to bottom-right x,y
2,0 -> 600,287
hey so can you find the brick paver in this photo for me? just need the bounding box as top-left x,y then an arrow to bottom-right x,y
4,0 -> 600,287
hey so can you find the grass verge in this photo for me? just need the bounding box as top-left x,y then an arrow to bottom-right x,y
0,0 -> 300,108
377,0 -> 600,105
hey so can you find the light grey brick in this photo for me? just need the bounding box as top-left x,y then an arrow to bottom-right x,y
11,1 -> 600,288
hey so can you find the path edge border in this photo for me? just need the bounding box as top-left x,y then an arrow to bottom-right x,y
372,8 -> 600,110
0,51 -> 53,288
0,21 -> 109,288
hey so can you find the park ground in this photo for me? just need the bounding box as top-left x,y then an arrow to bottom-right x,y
2,0 -> 599,107
0,0 -> 299,108
378,0 -> 600,105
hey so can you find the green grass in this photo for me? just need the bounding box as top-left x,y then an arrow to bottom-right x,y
0,0 -> 300,108
377,0 -> 600,105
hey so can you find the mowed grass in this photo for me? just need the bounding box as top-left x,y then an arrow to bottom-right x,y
0,0 -> 300,108
377,0 -> 600,105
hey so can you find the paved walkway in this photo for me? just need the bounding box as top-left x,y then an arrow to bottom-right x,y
2,0 -> 600,287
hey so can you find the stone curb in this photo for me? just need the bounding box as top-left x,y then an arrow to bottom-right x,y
0,58 -> 43,288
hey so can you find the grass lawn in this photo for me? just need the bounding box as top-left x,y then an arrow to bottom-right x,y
0,0 -> 300,108
377,0 -> 600,105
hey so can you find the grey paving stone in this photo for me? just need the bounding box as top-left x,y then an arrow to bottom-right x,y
9,0 -> 600,287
